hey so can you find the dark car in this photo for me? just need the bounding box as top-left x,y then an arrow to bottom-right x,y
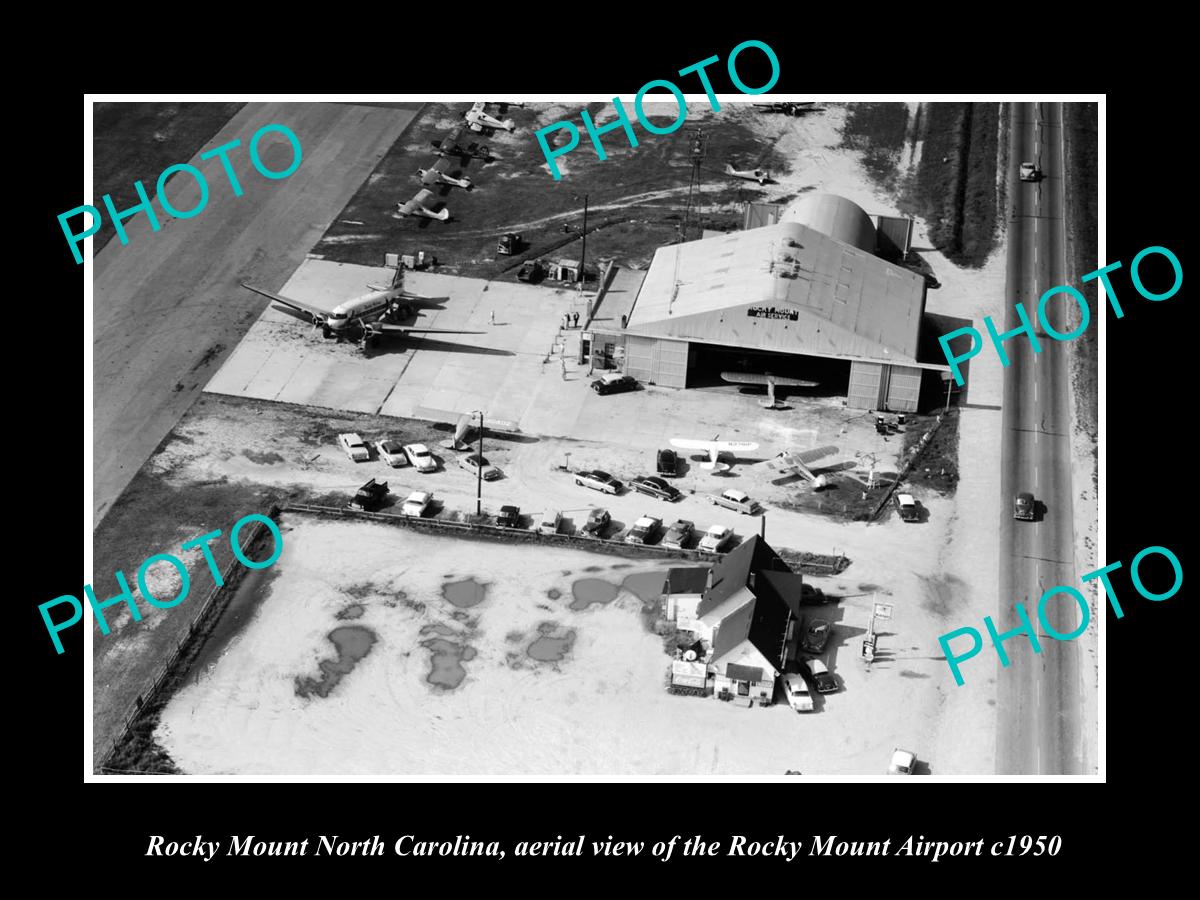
656,448 -> 679,477
517,260 -> 542,283
804,657 -> 839,694
630,476 -> 681,502
580,507 -> 611,537
801,619 -> 831,654
496,505 -> 522,528
661,519 -> 694,549
591,373 -> 639,395
349,478 -> 389,512
1014,492 -> 1035,521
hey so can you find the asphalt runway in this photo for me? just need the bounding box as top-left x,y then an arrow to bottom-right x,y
996,102 -> 1085,774
93,102 -> 422,524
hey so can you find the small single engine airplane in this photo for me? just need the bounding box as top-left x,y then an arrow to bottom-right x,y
412,408 -> 523,451
397,188 -> 450,221
753,101 -> 822,116
239,282 -> 480,352
431,127 -> 493,162
465,101 -> 515,134
724,163 -> 771,185
669,435 -> 760,473
721,371 -> 819,409
762,446 -> 839,490
417,159 -> 473,190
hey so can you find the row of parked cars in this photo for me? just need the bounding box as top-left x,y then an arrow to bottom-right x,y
782,619 -> 838,712
338,432 -> 504,480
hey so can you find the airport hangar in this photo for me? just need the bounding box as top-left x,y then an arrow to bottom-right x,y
586,194 -> 950,413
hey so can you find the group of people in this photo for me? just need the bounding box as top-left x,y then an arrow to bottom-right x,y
562,311 -> 581,329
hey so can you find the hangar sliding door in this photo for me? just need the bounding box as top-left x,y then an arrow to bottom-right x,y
847,361 -> 883,410
885,365 -> 922,412
654,339 -> 689,388
624,335 -> 656,383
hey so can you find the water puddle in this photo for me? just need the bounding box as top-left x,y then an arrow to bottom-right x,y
295,626 -> 378,699
527,623 -> 576,662
442,577 -> 486,608
621,571 -> 668,603
569,578 -> 618,611
421,638 -> 478,689
335,603 -> 364,620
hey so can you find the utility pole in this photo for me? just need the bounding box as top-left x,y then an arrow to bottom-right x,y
475,410 -> 484,517
579,193 -> 589,294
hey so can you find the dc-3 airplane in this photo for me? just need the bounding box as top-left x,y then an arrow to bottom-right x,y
239,282 -> 481,352
721,371 -> 819,409
464,101 -> 515,134
397,188 -> 450,221
724,163 -> 771,185
669,435 -> 760,473
761,446 -> 840,490
417,158 -> 473,190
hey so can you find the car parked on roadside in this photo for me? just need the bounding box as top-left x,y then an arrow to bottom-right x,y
801,619 -> 831,654
630,475 -> 681,502
591,373 -> 639,395
625,515 -> 662,545
698,524 -> 733,553
661,519 -> 694,550
376,439 -> 409,467
338,432 -> 370,462
708,488 -> 757,514
404,443 -> 437,473
574,469 -> 622,494
349,478 -> 389,512
804,657 -> 838,694
459,452 -> 503,481
580,507 -> 611,538
401,491 -> 432,517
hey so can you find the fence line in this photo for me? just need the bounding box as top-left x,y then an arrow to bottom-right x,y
868,412 -> 951,522
97,504 -> 281,772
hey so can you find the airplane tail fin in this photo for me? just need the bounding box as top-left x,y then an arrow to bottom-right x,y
430,208 -> 450,221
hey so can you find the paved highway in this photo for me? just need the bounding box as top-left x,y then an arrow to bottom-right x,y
995,102 -> 1085,774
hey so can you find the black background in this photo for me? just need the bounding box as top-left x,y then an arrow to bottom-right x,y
19,24 -> 1188,883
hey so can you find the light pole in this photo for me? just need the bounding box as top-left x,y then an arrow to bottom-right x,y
473,410 -> 484,517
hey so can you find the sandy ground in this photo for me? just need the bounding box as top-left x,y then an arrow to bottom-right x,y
156,518 -> 969,776
93,102 -> 421,523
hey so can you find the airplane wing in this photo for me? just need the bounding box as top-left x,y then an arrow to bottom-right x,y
794,445 -> 838,464
240,282 -> 329,322
720,371 -> 817,388
469,101 -> 486,114
669,438 -> 717,451
711,441 -> 759,452
370,324 -> 484,335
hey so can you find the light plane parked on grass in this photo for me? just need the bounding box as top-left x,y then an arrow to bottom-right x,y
721,371 -> 818,409
669,435 -> 760,473
396,188 -> 450,221
417,159 -> 473,191
239,282 -> 481,352
762,446 -> 840,490
724,163 -> 771,185
465,101 -> 515,133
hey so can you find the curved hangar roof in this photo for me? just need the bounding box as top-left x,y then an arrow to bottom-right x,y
781,193 -> 876,252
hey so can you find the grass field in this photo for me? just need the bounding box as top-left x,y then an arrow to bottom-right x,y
92,102 -> 245,253
313,102 -> 785,279
1063,103 -> 1098,454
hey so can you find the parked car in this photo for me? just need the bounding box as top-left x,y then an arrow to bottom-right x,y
894,492 -> 920,522
376,439 -> 409,468
888,748 -> 917,775
459,452 -> 503,481
539,508 -> 562,535
1014,491 -> 1035,521
574,469 -> 622,494
337,432 -> 370,462
698,524 -> 733,553
591,373 -> 639,395
496,505 -> 522,528
580,507 -> 611,538
782,672 -> 814,712
801,619 -> 831,654
1019,161 -> 1041,182
708,488 -> 757,515
401,491 -> 432,517
349,478 -> 389,512
805,657 -> 838,694
625,515 -> 662,545
656,448 -> 679,477
516,260 -> 542,283
630,475 -> 681,502
661,519 -> 694,550
404,443 -> 437,473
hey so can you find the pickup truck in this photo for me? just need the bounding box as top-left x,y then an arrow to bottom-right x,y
625,515 -> 662,545
349,478 -> 389,511
706,489 -> 758,515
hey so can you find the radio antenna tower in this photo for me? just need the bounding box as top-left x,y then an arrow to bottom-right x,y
679,128 -> 707,243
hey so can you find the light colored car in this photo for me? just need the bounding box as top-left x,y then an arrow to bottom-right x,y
708,488 -> 756,514
1019,161 -> 1041,182
888,748 -> 917,775
661,519 -> 694,550
574,469 -> 622,494
698,524 -> 733,553
894,492 -> 919,522
377,439 -> 409,468
625,515 -> 662,545
538,509 -> 562,535
404,443 -> 437,472
401,491 -> 432,517
782,672 -> 813,712
459,452 -> 502,481
337,432 -> 370,462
